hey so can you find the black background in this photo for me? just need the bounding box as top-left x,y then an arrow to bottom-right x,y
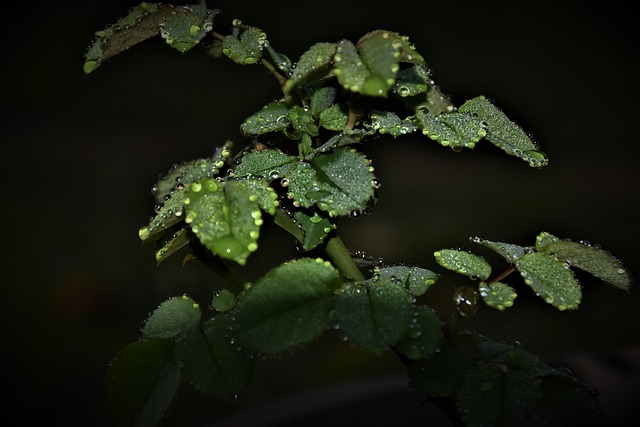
2,1 -> 638,425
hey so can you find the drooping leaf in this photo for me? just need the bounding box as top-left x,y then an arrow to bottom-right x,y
142,295 -> 201,339
285,148 -> 376,216
395,305 -> 442,360
184,179 -> 262,265
105,338 -> 180,427
458,96 -> 548,168
222,25 -> 267,64
284,42 -> 336,97
414,109 -> 486,150
479,281 -> 517,310
240,102 -> 291,136
334,278 -> 414,352
155,226 -> 192,264
230,258 -> 342,354
540,240 -> 632,291
434,249 -> 492,280
375,265 -> 439,296
516,252 -> 581,310
292,211 -> 334,251
175,316 -> 254,399
470,236 -> 531,263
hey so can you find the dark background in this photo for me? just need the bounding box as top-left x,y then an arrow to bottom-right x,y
2,1 -> 638,426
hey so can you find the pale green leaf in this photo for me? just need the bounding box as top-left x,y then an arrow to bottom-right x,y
541,241 -> 632,291
334,278 -> 414,352
516,252 -> 582,310
434,249 -> 492,280
230,258 -> 342,354
143,295 -> 201,339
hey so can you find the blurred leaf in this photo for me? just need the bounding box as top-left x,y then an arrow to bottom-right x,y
375,265 -> 439,296
222,26 -> 267,64
459,96 -> 548,168
105,338 -> 180,427
175,316 -> 254,399
285,148 -> 376,216
230,258 -> 342,354
212,289 -> 236,313
395,305 -> 442,360
310,87 -> 338,116
143,295 -> 201,339
479,281 -> 517,310
334,278 -> 414,352
516,253 -> 581,310
434,249 -> 492,280
534,373 -> 604,425
540,241 -> 632,291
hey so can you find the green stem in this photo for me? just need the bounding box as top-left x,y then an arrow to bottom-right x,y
324,235 -> 365,281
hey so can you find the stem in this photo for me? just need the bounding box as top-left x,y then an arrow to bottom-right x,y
324,234 -> 365,281
487,264 -> 516,285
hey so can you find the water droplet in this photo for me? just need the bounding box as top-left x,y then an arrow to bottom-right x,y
191,182 -> 202,192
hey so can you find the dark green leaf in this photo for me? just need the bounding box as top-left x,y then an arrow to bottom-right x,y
370,111 -> 417,137
318,104 -> 349,131
540,241 -> 632,291
155,227 -> 192,264
287,105 -> 319,138
434,249 -> 492,280
175,317 -> 254,399
414,109 -> 486,149
212,289 -> 236,313
334,278 -> 414,352
310,87 -> 338,116
232,148 -> 297,179
408,344 -> 476,397
392,64 -> 430,97
375,265 -> 438,296
534,374 -> 604,425
142,295 -> 201,339
516,252 -> 581,310
160,3 -> 217,53
292,211 -> 334,251
105,338 -> 180,427
395,305 -> 442,360
284,42 -> 336,97
470,236 -> 531,263
458,96 -> 548,167
240,102 -> 291,135
230,258 -> 342,354
222,26 -> 267,64
479,281 -> 517,310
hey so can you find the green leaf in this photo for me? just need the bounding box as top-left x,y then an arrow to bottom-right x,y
285,148 -> 376,216
333,39 -> 368,93
458,96 -> 548,167
540,240 -> 632,291
434,249 -> 492,280
292,211 -> 334,251
154,227 -> 192,264
375,265 -> 439,296
284,42 -> 336,97
212,289 -> 236,313
222,26 -> 267,64
408,343 -> 476,397
286,105 -> 319,138
456,365 -> 541,427
470,236 -> 531,263
232,148 -> 298,179
516,252 -> 582,310
535,231 -> 560,251
142,295 -> 201,339
105,338 -> 180,427
230,258 -> 342,354
160,3 -> 217,53
175,316 -> 254,399
414,109 -> 486,149
370,111 -> 417,137
318,104 -> 349,131
310,87 -> 338,116
392,64 -> 430,97
479,281 -> 517,310
395,305 -> 442,360
334,278 -> 414,352
139,143 -> 232,243
240,102 -> 291,136
184,179 -> 262,265
534,373 -> 604,425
